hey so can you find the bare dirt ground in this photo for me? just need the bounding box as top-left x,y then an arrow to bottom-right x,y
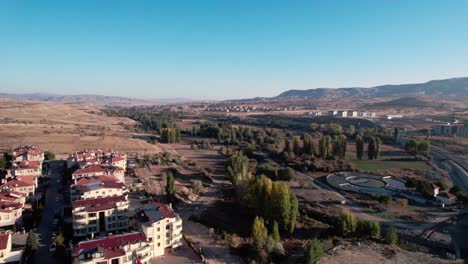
0,101 -> 162,156
318,241 -> 462,264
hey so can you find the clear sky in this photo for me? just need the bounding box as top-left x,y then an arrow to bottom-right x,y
1,1 -> 467,100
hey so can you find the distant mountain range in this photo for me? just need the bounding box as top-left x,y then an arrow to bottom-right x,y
276,77 -> 468,99
0,92 -> 193,105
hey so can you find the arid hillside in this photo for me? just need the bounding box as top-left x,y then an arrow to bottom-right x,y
0,100 -> 162,156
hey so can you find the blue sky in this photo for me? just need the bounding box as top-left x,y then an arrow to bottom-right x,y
1,1 -> 467,100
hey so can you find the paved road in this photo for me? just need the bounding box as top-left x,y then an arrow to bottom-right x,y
34,161 -> 65,263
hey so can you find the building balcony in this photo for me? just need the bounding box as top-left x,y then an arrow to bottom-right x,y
136,244 -> 151,255
74,214 -> 86,220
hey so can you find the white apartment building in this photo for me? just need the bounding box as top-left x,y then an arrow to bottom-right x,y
12,145 -> 44,163
74,232 -> 152,264
72,195 -> 129,238
0,180 -> 35,196
71,164 -> 125,184
136,203 -> 183,257
71,176 -> 127,202
0,201 -> 23,228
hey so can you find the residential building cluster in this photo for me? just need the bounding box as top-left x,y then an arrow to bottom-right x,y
205,105 -> 297,113
0,145 -> 44,263
308,110 -> 376,118
431,123 -> 468,138
0,145 -> 44,229
0,232 -> 22,263
69,149 -> 183,264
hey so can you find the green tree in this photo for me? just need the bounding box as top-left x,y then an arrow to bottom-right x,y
270,183 -> 291,233
393,127 -> 400,143
302,134 -> 314,156
405,139 -> 418,154
375,137 -> 381,159
367,136 -> 380,160
252,216 -> 268,251
333,135 -> 347,159
292,136 -> 301,156
0,156 -> 6,169
305,239 -> 323,264
319,135 -> 332,159
44,151 -> 56,161
385,226 -> 398,245
284,140 -> 292,153
271,221 -> 281,242
226,153 -> 251,184
26,231 -> 39,252
165,172 -> 175,200
355,135 -> 364,160
288,191 -> 299,233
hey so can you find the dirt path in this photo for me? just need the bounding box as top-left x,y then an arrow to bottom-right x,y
161,143 -> 244,264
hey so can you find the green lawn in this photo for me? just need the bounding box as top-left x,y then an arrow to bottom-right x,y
350,160 -> 433,172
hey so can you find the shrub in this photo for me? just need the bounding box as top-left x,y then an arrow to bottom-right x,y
356,219 -> 380,238
339,210 -> 357,236
385,226 -> 398,245
305,239 -> 323,264
191,180 -> 203,195
396,198 -> 408,208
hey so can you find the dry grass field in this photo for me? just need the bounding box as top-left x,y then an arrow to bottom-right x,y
0,100 -> 162,157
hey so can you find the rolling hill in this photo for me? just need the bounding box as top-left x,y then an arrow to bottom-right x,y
277,77 -> 468,99
0,93 -> 193,105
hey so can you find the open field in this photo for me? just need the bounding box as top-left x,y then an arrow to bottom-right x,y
0,101 -> 162,156
317,240 -> 462,264
351,160 -> 433,172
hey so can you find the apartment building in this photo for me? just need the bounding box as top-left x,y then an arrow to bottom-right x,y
0,233 -> 10,263
0,201 -> 23,228
12,161 -> 42,177
0,179 -> 35,196
103,157 -> 127,171
455,125 -> 468,138
67,149 -> 127,170
74,232 -> 152,264
136,203 -> 183,257
71,164 -> 125,183
431,123 -> 468,138
71,176 -> 127,202
12,145 -> 44,163
72,195 -> 129,238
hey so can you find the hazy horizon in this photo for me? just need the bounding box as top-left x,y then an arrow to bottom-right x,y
1,1 -> 468,100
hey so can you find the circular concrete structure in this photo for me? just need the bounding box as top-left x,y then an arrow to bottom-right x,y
327,172 -> 407,195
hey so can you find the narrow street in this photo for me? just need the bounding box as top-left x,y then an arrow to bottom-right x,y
34,161 -> 65,263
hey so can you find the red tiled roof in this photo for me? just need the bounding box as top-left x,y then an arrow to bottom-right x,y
76,232 -> 146,257
73,164 -> 107,175
7,191 -> 26,198
16,161 -> 40,169
13,146 -> 43,157
0,233 -> 9,250
0,201 -> 23,210
73,177 -> 126,193
73,195 -> 126,212
16,176 -> 37,185
154,202 -> 176,218
1,179 -> 34,189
